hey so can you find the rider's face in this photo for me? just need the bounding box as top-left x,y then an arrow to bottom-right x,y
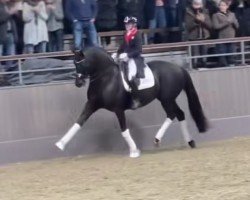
125,23 -> 134,31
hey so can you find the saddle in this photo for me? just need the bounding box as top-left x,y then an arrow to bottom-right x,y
119,59 -> 155,92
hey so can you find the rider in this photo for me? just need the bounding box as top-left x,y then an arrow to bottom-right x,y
114,16 -> 146,87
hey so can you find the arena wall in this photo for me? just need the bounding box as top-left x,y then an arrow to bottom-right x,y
1,66 -> 250,165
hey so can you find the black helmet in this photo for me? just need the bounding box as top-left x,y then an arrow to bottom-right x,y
124,16 -> 137,24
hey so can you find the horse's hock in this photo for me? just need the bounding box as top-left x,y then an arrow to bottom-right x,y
1,65 -> 250,164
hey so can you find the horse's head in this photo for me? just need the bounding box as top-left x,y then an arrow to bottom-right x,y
73,49 -> 91,88
73,47 -> 117,87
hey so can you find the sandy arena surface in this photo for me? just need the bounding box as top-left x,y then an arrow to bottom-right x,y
0,137 -> 250,200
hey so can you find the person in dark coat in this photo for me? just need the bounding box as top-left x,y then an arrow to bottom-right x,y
117,0 -> 145,29
96,0 -> 118,46
114,16 -> 145,86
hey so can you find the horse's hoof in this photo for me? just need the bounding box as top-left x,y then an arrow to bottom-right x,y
55,141 -> 65,151
188,140 -> 196,149
129,149 -> 141,158
154,138 -> 160,147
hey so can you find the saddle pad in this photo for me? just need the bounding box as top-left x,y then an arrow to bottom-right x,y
121,59 -> 155,91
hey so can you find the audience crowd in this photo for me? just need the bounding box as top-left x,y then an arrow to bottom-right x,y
1,0 -> 250,69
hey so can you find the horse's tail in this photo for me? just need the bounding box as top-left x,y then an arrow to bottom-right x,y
183,69 -> 208,133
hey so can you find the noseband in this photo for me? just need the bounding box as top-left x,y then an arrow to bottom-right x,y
74,58 -> 85,64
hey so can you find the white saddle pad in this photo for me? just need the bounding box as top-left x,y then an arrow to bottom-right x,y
120,59 -> 155,92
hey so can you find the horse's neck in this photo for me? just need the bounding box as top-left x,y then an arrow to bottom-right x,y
89,64 -> 120,86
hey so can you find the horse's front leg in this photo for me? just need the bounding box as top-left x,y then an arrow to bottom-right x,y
115,111 -> 140,158
55,101 -> 97,151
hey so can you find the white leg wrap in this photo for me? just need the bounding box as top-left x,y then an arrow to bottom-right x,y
122,129 -> 140,158
122,129 -> 137,151
180,120 -> 192,143
55,123 -> 81,151
155,118 -> 172,141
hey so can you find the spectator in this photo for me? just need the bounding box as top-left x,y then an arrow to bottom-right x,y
96,0 -> 118,47
145,0 -> 166,44
96,0 -> 118,31
230,0 -> 250,37
165,0 -> 179,28
65,0 -> 98,50
46,0 -> 64,52
212,0 -> 239,67
241,1 -> 250,36
0,0 -> 18,70
185,0 -> 212,68
9,0 -> 24,55
23,0 -> 48,53
117,0 -> 145,29
206,0 -> 219,16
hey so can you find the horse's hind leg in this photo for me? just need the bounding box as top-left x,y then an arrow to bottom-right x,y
115,111 -> 140,158
154,101 -> 175,145
174,103 -> 196,148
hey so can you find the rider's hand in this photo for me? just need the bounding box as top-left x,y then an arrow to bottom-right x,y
111,53 -> 117,60
119,53 -> 128,62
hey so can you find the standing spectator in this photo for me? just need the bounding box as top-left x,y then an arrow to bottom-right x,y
165,0 -> 179,28
11,1 -> 24,55
117,0 -> 145,29
96,0 -> 117,32
145,0 -> 166,44
46,0 -> 64,52
96,0 -> 118,47
212,0 -> 239,67
241,0 -> 250,36
65,0 -> 98,50
23,0 -> 49,53
0,0 -> 18,70
185,0 -> 212,68
230,0 -> 250,37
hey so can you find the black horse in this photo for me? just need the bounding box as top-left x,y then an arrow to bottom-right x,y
56,47 -> 208,158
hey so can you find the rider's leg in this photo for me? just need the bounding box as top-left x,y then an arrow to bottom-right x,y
134,57 -> 145,79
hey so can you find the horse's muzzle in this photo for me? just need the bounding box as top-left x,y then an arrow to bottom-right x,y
75,74 -> 85,88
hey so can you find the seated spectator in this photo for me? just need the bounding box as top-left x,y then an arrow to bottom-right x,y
46,0 -> 64,52
23,0 -> 49,53
0,0 -> 18,70
185,0 -> 212,69
65,0 -> 98,50
212,0 -> 239,67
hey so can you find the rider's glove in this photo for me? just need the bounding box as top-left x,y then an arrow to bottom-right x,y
111,53 -> 117,60
119,53 -> 129,62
